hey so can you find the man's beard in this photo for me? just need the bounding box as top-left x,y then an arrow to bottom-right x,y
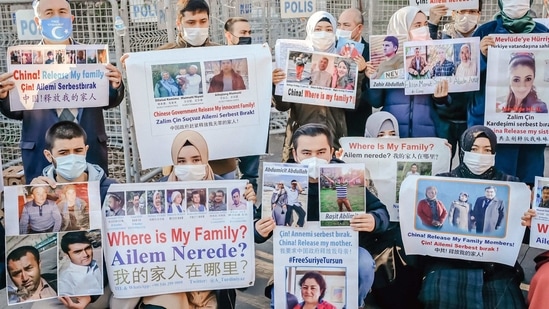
16,285 -> 37,300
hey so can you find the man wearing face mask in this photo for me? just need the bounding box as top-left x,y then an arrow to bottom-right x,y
470,0 -> 548,188
337,8 -> 372,137
428,2 -> 482,39
257,123 -> 389,308
155,0 -> 238,182
418,125 -> 526,308
0,0 -> 125,184
30,121 -> 117,204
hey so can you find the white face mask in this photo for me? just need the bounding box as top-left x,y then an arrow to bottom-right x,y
299,157 -> 329,179
183,27 -> 209,46
409,26 -> 430,41
310,31 -> 335,51
454,14 -> 479,33
463,151 -> 495,175
54,154 -> 87,181
174,164 -> 207,181
336,28 -> 352,41
502,0 -> 530,19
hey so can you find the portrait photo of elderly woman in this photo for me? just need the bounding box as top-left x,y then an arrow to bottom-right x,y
455,43 -> 477,77
496,53 -> 548,113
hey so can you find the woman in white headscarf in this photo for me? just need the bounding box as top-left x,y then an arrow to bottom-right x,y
273,11 -> 348,162
364,6 -> 450,139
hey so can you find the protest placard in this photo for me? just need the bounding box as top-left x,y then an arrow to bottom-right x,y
7,45 -> 110,110
484,34 -> 549,144
399,176 -> 530,266
283,50 -> 357,109
408,0 -> 479,15
125,45 -> 272,169
529,176 -> 549,250
319,164 -> 365,227
404,37 -> 480,95
274,39 -> 313,96
273,222 -> 358,309
339,137 -> 450,221
102,180 -> 254,298
368,35 -> 407,88
262,162 -> 308,227
4,182 -> 103,304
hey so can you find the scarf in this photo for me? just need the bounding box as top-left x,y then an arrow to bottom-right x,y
168,130 -> 215,181
495,0 -> 536,33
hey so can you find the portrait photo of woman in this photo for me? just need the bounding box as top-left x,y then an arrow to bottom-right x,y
497,53 -> 548,113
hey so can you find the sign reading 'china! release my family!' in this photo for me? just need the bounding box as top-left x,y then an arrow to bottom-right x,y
7,44 -> 110,111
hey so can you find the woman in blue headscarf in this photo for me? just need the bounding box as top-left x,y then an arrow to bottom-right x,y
470,0 -> 548,186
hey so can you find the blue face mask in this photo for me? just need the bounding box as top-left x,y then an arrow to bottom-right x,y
40,16 -> 73,42
54,154 -> 87,180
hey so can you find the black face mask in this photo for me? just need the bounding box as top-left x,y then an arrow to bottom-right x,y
237,37 -> 252,45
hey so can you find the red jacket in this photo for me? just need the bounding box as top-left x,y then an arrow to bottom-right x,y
417,199 -> 447,227
208,70 -> 246,93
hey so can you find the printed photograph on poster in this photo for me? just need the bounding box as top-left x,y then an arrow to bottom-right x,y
5,233 -> 59,304
395,161 -> 432,203
529,176 -> 549,250
283,49 -> 358,109
413,178 -> 509,236
151,61 -> 202,98
403,37 -> 480,95
104,192 -> 126,217
7,44 -> 111,110
319,164 -> 365,227
186,188 -> 207,212
399,176 -> 531,266
338,137 -> 451,222
148,189 -> 166,214
285,51 -> 313,84
125,45 -> 272,169
261,162 -> 308,227
57,229 -> 103,296
285,267 -> 348,309
368,34 -> 407,88
408,0 -> 479,15
166,189 -> 186,214
274,39 -> 313,95
126,190 -> 146,215
16,184 -> 91,234
207,188 -> 227,212
485,45 -> 549,144
273,222 -> 358,309
102,180 -> 254,298
336,38 -> 364,58
204,58 -> 248,93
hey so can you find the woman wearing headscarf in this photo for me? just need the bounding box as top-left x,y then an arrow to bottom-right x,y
419,125 -> 525,308
133,130 -> 273,309
364,111 -> 400,138
364,6 -> 451,138
471,0 -> 548,186
273,11 -> 348,162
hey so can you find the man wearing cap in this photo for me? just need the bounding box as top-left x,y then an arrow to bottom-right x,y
0,0 -> 125,183
19,186 -> 61,234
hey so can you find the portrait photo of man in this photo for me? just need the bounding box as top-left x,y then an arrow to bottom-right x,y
431,46 -> 455,77
207,59 -> 247,93
230,188 -> 247,211
471,186 -> 505,234
407,47 -> 428,79
371,36 -> 404,80
538,186 -> 549,208
19,186 -> 62,234
58,231 -> 102,296
7,245 -> 57,304
209,189 -> 227,212
309,56 -> 333,88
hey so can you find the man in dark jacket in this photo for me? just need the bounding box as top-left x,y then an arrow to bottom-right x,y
256,123 -> 389,308
0,0 -> 125,182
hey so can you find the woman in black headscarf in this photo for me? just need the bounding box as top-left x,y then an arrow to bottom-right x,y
418,125 -> 525,308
